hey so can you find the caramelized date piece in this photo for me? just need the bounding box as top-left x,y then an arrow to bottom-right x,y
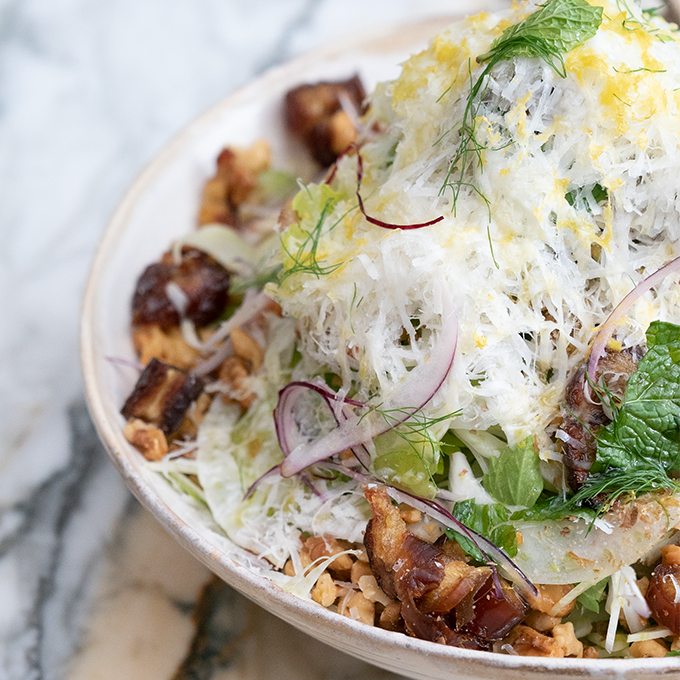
364,487 -> 512,648
121,358 -> 204,434
648,564 -> 680,633
364,486 -> 408,599
132,248 -> 230,329
400,593 -> 490,650
461,578 -> 528,641
285,76 -> 366,166
560,346 -> 642,491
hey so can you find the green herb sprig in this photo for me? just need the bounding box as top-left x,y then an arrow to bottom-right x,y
440,0 -> 603,212
279,198 -> 342,283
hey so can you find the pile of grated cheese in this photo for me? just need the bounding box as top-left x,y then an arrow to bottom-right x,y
274,0 -> 680,455
197,0 -> 680,570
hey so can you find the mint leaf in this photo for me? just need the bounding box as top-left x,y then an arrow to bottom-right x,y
449,500 -> 517,560
444,0 -> 603,224
483,437 -> 543,508
595,321 -> 680,473
477,0 -> 603,75
511,493 -> 595,522
577,579 -> 608,613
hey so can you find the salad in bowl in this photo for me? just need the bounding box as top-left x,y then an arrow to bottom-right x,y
97,0 -> 680,665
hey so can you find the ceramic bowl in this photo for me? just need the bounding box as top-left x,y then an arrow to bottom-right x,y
81,15 -> 680,680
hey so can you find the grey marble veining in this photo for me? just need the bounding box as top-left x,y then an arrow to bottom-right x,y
0,0 -> 505,677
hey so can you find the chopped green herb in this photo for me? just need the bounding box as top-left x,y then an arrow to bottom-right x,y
279,184 -> 345,283
577,578 -> 608,613
448,500 -> 518,560
483,436 -> 543,508
565,183 -> 608,211
595,321 -> 680,474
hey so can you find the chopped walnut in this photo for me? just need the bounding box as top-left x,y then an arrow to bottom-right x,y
133,325 -> 201,370
305,536 -> 353,579
583,646 -> 599,659
358,575 -> 392,606
662,544 -> 680,566
502,625 -> 565,658
378,602 -> 403,632
354,547 -> 369,564
311,571 -> 338,608
218,356 -> 256,409
123,418 -> 168,461
340,590 -> 375,626
629,639 -> 668,658
327,110 -> 357,158
523,610 -> 561,633
350,559 -> 373,585
198,141 -> 271,226
231,326 -> 264,372
283,545 -> 312,577
528,584 -> 575,618
399,504 -> 422,524
552,622 -> 583,658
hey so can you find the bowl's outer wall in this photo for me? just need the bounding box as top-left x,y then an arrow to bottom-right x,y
81,15 -> 680,680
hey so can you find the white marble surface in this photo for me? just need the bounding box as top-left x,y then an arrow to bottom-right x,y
9,0 -> 680,677
1,1 -> 514,678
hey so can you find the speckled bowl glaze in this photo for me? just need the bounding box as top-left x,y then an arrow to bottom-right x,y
81,16 -> 680,680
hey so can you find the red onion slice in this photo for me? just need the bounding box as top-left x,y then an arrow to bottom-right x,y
274,380 -> 365,458
587,256 -> 680,378
279,294 -> 458,477
356,149 -> 444,230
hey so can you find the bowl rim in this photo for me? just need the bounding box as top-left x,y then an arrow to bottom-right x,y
80,15 -> 680,679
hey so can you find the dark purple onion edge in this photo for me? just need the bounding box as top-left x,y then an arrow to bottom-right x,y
355,149 -> 444,230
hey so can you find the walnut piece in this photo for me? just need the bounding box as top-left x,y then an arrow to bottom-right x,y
551,622 -> 583,658
218,356 -> 256,410
502,625 -> 565,657
133,325 -> 201,370
305,536 -> 353,579
340,590 -> 375,627
378,602 -> 403,632
198,141 -> 271,226
527,584 -> 575,618
231,326 -> 264,372
523,610 -> 561,633
399,504 -> 422,524
311,572 -> 338,608
350,560 -> 373,585
629,639 -> 668,658
123,418 -> 168,461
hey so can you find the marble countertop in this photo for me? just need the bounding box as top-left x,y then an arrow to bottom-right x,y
1,1 -> 508,678
5,0 -> 680,678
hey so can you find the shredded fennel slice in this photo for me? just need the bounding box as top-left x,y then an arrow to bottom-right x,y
268,549 -> 361,600
549,578 -> 601,617
196,396 -> 370,571
513,494 -> 680,585
627,626 -> 674,643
